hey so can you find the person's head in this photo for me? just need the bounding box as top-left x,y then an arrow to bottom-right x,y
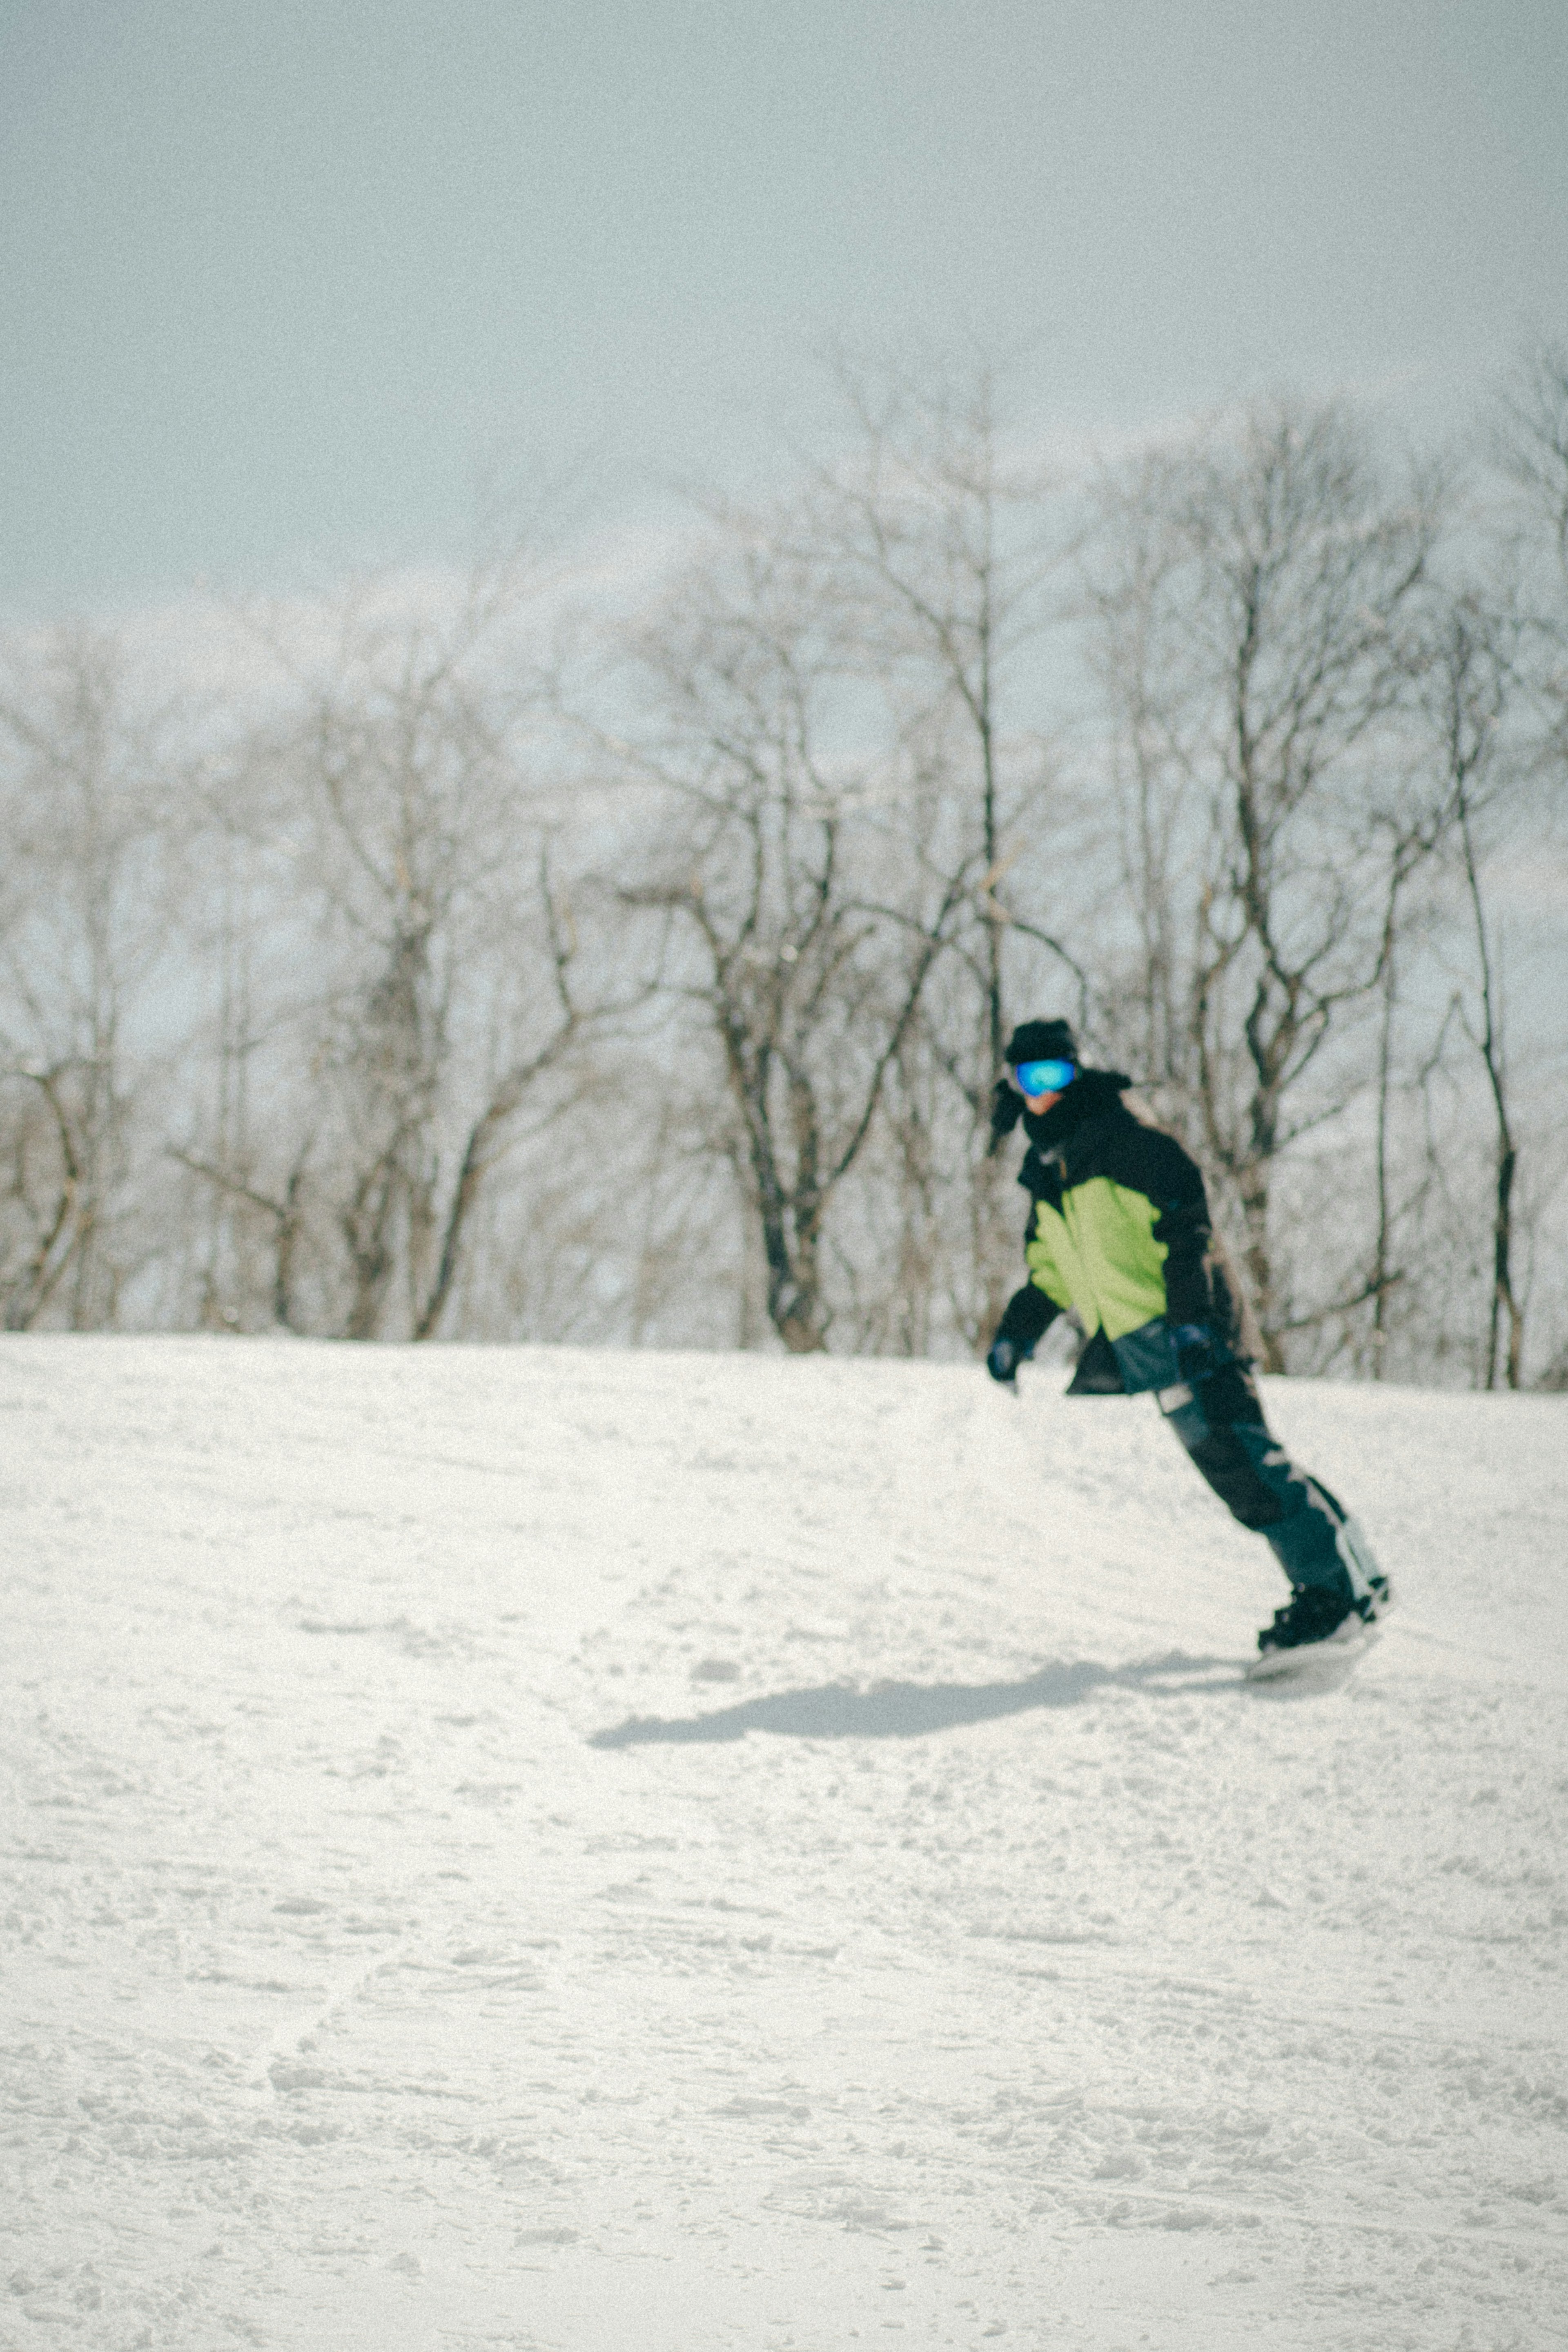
1004,1018 -> 1078,1112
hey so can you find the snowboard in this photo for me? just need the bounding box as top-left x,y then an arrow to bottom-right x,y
1245,1619 -> 1381,1687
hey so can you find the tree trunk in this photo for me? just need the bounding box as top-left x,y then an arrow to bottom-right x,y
1488,1139 -> 1523,1391
1237,1165 -> 1285,1373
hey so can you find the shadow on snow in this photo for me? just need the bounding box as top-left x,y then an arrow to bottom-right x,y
589,1651 -> 1245,1748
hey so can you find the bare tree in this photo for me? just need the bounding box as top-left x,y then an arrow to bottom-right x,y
181,559 -> 620,1340
1086,399 -> 1446,1362
1403,345 -> 1568,1389
795,354 -> 1085,1344
1488,340 -> 1568,1385
1417,593 -> 1528,1387
608,514 -> 977,1351
0,626 -> 181,1329
1496,338 -> 1568,660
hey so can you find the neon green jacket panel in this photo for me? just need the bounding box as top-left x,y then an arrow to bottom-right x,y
1025,1176 -> 1170,1341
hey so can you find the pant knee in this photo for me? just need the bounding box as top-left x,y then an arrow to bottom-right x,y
1186,1425 -> 1289,1529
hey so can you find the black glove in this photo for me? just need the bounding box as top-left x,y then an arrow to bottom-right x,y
1172,1322 -> 1217,1384
988,1079 -> 1024,1155
987,1338 -> 1021,1384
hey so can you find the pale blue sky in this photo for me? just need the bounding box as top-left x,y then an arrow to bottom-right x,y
2,0 -> 1565,612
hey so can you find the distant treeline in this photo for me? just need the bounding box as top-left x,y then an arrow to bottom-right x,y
3,346 -> 1566,1386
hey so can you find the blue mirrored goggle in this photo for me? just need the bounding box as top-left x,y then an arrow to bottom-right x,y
1012,1058 -> 1076,1096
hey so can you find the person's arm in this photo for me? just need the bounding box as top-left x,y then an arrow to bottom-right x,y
986,1281 -> 1058,1382
1134,1131 -> 1234,1377
1154,1196 -> 1212,1328
987,1080 -> 1025,1155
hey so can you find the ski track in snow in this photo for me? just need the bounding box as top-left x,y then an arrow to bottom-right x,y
2,1334 -> 1565,2350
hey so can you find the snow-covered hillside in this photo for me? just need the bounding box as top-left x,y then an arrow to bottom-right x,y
3,1336 -> 1565,2350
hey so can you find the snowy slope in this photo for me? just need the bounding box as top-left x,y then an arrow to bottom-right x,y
2,1335 -> 1565,2352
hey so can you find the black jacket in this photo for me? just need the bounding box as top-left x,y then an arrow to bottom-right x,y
993,1071 -> 1256,1394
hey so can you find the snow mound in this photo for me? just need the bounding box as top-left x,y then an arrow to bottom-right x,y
3,1335 -> 1565,2349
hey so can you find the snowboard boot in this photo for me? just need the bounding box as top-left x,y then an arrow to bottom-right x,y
1256,1582 -> 1359,1659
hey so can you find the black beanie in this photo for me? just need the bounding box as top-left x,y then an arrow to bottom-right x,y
1004,1018 -> 1078,1067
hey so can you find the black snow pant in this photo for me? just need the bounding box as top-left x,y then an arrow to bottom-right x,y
1156,1364 -> 1353,1596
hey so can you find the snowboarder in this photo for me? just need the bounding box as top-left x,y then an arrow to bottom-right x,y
984,1019 -> 1390,1663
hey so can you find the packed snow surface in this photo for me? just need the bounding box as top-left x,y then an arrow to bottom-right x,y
3,1336 -> 1566,2350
